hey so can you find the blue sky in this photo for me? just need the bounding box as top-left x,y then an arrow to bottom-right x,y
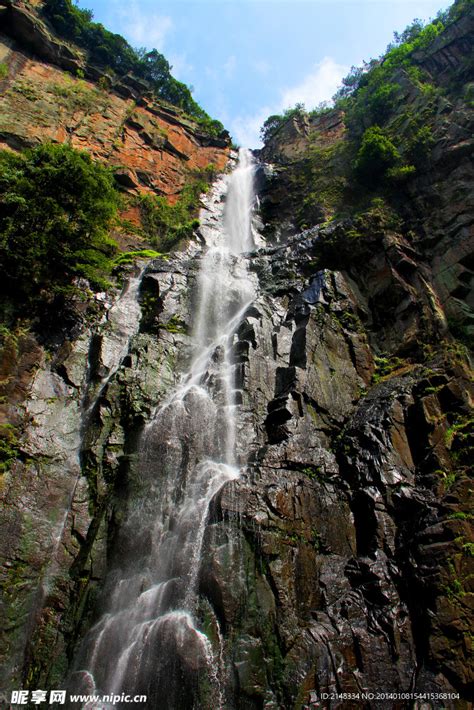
80,0 -> 452,146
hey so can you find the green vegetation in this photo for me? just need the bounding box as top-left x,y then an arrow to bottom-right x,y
139,195 -> 199,252
354,126 -> 400,184
448,511 -> 474,521
41,0 -> 224,136
333,0 -> 473,138
260,0 -> 473,222
447,315 -> 474,350
0,63 -> 8,80
138,170 -> 213,251
294,141 -> 352,224
444,415 -> 474,477
333,5 -> 464,115
300,465 -> 323,480
159,315 -> 187,334
372,354 -> 407,383
0,142 -> 215,328
0,322 -> 29,352
444,558 -> 471,602
260,104 -> 305,144
386,164 -> 417,183
114,249 -> 163,266
0,423 -> 21,475
0,143 -> 119,313
260,102 -> 333,144
443,471 -> 457,491
310,198 -> 402,270
9,79 -> 40,101
48,76 -> 109,112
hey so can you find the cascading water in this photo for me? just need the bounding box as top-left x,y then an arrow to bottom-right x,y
70,149 -> 258,709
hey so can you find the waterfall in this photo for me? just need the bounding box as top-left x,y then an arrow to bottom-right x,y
70,149 -> 258,708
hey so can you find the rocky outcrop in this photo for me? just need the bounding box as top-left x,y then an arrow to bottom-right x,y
256,14 -> 474,345
0,255 -> 196,689
197,237 -> 473,708
259,109 -> 345,166
413,6 -> 474,80
1,159 -> 472,705
4,185 -> 470,705
0,18 -> 229,203
0,0 -> 82,73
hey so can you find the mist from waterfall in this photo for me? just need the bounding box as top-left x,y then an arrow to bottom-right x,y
69,149 -> 258,709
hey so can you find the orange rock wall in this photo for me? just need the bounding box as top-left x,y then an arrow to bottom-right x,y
0,34 -> 230,199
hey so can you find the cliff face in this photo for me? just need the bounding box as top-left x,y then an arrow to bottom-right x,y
0,3 -> 473,709
258,9 -> 474,343
0,3 -> 230,692
0,4 -> 229,202
237,9 -> 473,704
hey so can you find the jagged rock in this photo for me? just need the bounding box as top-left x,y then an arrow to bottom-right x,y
0,1 -> 82,72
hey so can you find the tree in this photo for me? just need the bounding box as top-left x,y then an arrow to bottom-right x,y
333,65 -> 366,101
0,143 -> 118,305
354,126 -> 400,184
392,19 -> 424,47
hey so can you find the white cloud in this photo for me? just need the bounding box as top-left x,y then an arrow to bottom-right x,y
115,1 -> 173,50
280,56 -> 349,110
230,56 -> 349,148
229,107 -> 273,150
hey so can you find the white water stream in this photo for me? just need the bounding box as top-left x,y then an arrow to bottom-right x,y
70,150 -> 258,708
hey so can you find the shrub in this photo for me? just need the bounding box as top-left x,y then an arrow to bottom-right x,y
0,423 -> 20,475
0,143 -> 119,307
333,64 -> 367,101
308,102 -> 332,120
464,82 -> 474,108
383,22 -> 445,70
408,125 -> 434,166
0,63 -> 8,80
114,249 -> 163,266
49,76 -> 108,112
139,175 -> 207,250
334,11 -> 450,138
296,141 -> 351,220
367,83 -> 400,123
354,126 -> 400,184
386,164 -> 416,182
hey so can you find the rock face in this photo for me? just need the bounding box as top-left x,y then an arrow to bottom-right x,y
260,109 -> 345,165
0,17 -> 229,202
196,236 -> 472,707
3,176 -> 472,706
0,5 -> 473,710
